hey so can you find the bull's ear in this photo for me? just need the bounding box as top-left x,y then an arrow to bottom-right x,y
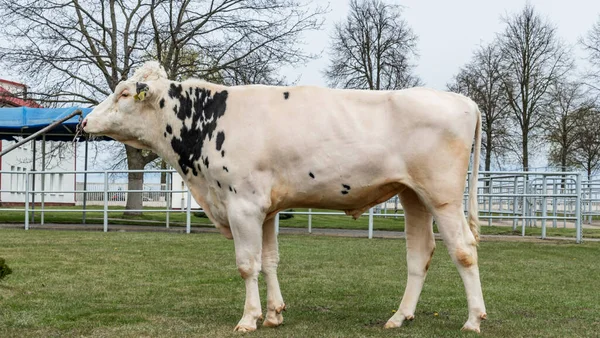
134,82 -> 150,101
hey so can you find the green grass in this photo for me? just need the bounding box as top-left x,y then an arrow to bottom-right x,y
0,206 -> 213,227
2,206 -> 600,239
1,229 -> 599,337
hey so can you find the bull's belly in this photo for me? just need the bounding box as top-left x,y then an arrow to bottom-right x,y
276,179 -> 407,219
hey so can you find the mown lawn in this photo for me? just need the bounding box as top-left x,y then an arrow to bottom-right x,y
1,229 -> 599,337
3,206 -> 599,240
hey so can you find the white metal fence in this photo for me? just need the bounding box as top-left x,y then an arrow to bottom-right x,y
0,169 -> 595,243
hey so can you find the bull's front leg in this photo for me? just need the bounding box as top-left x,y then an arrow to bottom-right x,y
228,206 -> 265,332
262,217 -> 286,327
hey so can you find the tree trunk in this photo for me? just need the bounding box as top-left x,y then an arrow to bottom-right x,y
522,131 -> 529,171
160,159 -> 167,189
485,130 -> 492,172
125,145 -> 145,216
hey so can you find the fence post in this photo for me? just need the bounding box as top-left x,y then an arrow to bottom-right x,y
522,174 -> 528,237
25,171 -> 30,230
368,207 -> 373,239
541,175 -> 547,240
275,213 -> 280,235
186,189 -> 191,234
165,172 -> 171,229
103,171 -> 108,232
308,208 -> 312,233
488,177 -> 493,227
576,173 -> 582,244
512,176 -> 518,231
552,181 -> 557,228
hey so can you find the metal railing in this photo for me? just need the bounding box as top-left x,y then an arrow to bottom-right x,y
0,169 -> 594,243
470,171 -> 584,243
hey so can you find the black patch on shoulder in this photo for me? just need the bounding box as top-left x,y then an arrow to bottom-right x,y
217,181 -> 221,188
229,186 -> 233,192
167,81 -> 228,175
216,131 -> 225,151
309,172 -> 315,179
166,125 -> 172,134
164,132 -> 167,138
159,98 -> 165,108
223,166 -> 228,172
342,184 -> 351,190
234,188 -> 237,194
341,190 -> 349,195
283,91 -> 290,99
221,150 -> 225,157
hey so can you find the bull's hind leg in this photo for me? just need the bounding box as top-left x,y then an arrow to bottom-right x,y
228,205 -> 265,332
434,204 -> 486,333
262,216 -> 286,327
385,188 -> 435,328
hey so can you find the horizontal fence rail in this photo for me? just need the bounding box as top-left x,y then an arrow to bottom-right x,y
0,169 -> 595,243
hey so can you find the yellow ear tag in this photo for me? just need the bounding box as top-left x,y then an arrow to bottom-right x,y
134,91 -> 146,101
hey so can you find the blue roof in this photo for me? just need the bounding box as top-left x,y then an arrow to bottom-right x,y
0,107 -> 108,141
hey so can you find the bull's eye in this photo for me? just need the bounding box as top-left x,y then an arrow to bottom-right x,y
121,92 -> 130,98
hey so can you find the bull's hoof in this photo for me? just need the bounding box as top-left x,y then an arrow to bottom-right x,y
263,314 -> 283,327
384,313 -> 413,329
384,320 -> 401,329
461,323 -> 481,333
234,324 -> 257,333
263,303 -> 286,328
234,314 -> 262,332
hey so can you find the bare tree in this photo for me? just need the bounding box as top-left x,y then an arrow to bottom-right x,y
498,4 -> 573,170
545,80 -> 594,171
572,105 -> 600,180
149,0 -> 324,84
448,42 -> 511,171
580,15 -> 600,92
324,0 -> 422,90
0,0 -> 324,214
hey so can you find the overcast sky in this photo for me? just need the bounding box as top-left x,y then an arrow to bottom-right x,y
286,0 -> 600,89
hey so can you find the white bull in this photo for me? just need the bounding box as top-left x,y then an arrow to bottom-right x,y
83,61 -> 486,333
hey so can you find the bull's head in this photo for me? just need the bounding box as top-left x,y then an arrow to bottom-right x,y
82,62 -> 168,150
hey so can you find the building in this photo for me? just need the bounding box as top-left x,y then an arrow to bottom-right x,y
0,79 -> 76,206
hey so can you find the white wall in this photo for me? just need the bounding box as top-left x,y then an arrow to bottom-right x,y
1,139 -> 76,204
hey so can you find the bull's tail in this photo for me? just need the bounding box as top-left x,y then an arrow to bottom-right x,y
468,106 -> 482,243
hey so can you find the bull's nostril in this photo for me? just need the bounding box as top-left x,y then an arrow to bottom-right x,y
82,119 -> 88,129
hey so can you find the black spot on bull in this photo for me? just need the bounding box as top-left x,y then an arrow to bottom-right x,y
168,82 -> 228,176
166,125 -> 172,134
159,98 -> 165,108
284,91 -> 290,99
309,172 -> 315,179
216,131 -> 225,151
342,184 -> 351,190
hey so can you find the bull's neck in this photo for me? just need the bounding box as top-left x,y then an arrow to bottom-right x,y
151,80 -> 229,182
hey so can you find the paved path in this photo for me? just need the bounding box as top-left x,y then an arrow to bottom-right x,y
1,223 -> 598,242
